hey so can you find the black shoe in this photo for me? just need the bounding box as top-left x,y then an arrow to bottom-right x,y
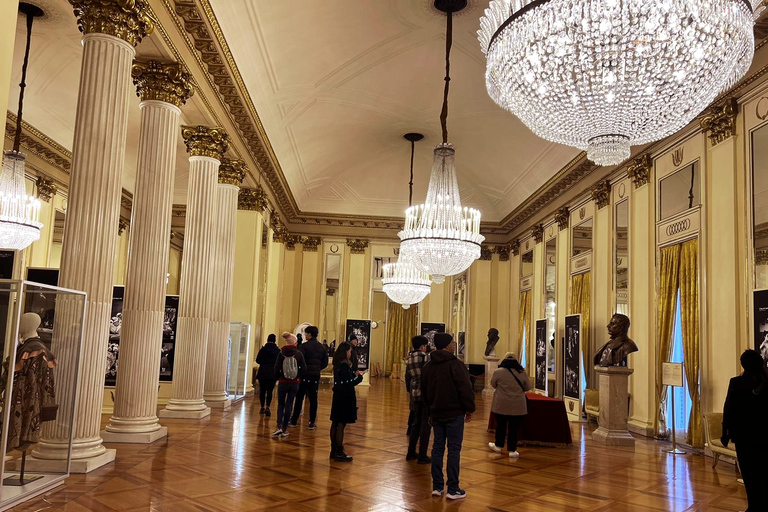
259,407 -> 265,414
264,407 -> 271,417
417,456 -> 431,464
334,453 -> 353,462
406,452 -> 418,461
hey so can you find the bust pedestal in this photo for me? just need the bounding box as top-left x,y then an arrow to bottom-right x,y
592,365 -> 635,447
483,355 -> 500,396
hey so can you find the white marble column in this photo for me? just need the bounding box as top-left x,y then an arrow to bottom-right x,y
102,61 -> 193,443
30,4 -> 152,473
204,160 -> 245,408
159,126 -> 229,419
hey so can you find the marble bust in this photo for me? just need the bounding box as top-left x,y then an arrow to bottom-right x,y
593,314 -> 638,367
484,328 -> 500,358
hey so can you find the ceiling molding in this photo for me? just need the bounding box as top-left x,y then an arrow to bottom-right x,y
5,111 -> 71,176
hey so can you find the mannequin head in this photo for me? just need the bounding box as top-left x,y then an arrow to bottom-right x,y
19,312 -> 42,342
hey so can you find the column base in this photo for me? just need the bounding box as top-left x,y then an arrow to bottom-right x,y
592,426 -> 635,447
206,399 -> 231,410
20,449 -> 116,474
158,407 -> 211,419
100,427 -> 167,444
484,356 -> 500,395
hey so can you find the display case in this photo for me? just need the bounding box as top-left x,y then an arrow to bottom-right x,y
227,322 -> 251,402
0,280 -> 85,511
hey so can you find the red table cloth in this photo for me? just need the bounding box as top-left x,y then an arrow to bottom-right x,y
487,392 -> 572,447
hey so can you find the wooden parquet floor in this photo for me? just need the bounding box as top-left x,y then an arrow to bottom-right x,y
11,379 -> 748,512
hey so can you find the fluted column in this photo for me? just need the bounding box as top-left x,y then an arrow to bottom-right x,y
204,160 -> 246,408
102,61 -> 193,443
31,1 -> 152,473
159,126 -> 229,419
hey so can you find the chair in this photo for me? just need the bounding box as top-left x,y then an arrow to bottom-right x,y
703,412 -> 738,470
584,389 -> 599,422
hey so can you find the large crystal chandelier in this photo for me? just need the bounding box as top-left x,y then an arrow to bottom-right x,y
479,0 -> 761,166
0,3 -> 44,251
399,1 -> 484,284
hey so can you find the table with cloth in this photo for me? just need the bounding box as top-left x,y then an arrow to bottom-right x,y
487,392 -> 572,447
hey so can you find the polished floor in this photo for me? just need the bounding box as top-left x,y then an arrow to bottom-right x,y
12,379 -> 748,512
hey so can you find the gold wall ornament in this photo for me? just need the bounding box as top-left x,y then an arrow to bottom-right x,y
218,159 -> 246,186
270,214 -> 287,243
591,180 -> 611,209
555,207 -> 569,231
36,176 -> 57,203
69,0 -> 154,47
118,217 -> 130,235
671,147 -> 685,167
302,236 -> 321,252
180,125 -> 228,160
238,188 -> 267,211
531,224 -> 544,243
480,246 -> 493,261
627,154 -> 652,189
346,238 -> 369,255
285,235 -> 300,251
496,244 -> 510,262
700,97 -> 739,146
510,238 -> 520,256
132,60 -> 193,107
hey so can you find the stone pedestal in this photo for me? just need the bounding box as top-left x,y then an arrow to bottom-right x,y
592,365 -> 635,447
483,356 -> 500,396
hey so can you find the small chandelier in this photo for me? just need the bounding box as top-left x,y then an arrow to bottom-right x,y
383,133 -> 432,309
479,0 -> 761,166
399,1 -> 484,284
0,3 -> 44,251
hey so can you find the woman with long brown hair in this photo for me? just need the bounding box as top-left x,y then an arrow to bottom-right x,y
329,341 -> 365,462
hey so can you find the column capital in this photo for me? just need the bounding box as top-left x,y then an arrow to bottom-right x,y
302,236 -> 321,252
132,60 -> 193,107
591,180 -> 611,209
70,0 -> 154,47
238,188 -> 267,211
181,126 -> 229,160
554,206 -> 569,230
346,238 -> 369,254
218,159 -> 246,187
531,223 -> 544,243
36,176 -> 57,203
701,97 -> 739,146
480,245 -> 493,261
495,244 -> 510,262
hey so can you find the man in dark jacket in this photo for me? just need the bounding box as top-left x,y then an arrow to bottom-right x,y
421,332 -> 475,501
290,325 -> 328,429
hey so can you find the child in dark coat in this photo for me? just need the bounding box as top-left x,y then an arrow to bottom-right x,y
329,341 -> 365,462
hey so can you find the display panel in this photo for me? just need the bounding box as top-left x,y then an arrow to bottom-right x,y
534,318 -> 547,393
420,322 -> 446,352
345,319 -> 371,370
754,289 -> 768,371
564,314 -> 581,401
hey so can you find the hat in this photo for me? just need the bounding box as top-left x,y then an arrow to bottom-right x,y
503,352 -> 518,360
434,332 -> 453,350
282,332 -> 297,345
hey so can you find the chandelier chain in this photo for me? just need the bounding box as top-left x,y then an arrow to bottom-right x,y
14,9 -> 37,152
440,10 -> 452,145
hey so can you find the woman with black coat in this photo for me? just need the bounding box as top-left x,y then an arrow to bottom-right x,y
255,334 -> 280,416
329,341 -> 365,462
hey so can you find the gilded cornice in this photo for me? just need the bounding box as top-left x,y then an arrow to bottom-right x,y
36,176 -> 57,202
626,154 -> 651,189
302,236 -> 321,252
480,245 -> 493,261
132,60 -> 193,107
180,125 -> 228,159
70,0 -> 154,47
554,207 -> 569,231
531,224 -> 544,243
238,188 -> 267,211
591,180 -> 611,209
346,239 -> 369,255
218,159 -> 246,186
5,112 -> 71,174
700,97 -> 738,146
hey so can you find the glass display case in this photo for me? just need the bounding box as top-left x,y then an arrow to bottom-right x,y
0,280 -> 85,510
227,322 -> 251,402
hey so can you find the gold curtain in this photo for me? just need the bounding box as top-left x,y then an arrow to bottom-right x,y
680,239 -> 702,448
569,272 -> 591,381
385,302 -> 419,375
517,290 -> 530,358
655,244 -> 681,435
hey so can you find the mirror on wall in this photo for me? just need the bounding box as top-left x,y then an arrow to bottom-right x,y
659,162 -> 700,221
615,200 -> 629,315
520,250 -> 534,277
544,238 -> 556,373
753,124 -> 768,288
572,218 -> 593,257
451,273 -> 467,360
323,253 -> 342,344
49,210 -> 66,268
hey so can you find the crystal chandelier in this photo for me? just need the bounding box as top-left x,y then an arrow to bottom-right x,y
479,0 -> 761,166
399,1 -> 484,284
0,3 -> 44,251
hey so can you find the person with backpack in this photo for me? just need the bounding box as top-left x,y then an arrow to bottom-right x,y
330,341 -> 365,462
488,352 -> 530,458
272,332 -> 305,438
721,349 -> 768,512
255,333 -> 280,416
290,325 -> 328,429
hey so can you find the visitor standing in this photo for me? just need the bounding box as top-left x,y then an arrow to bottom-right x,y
488,352 -> 530,458
405,335 -> 431,464
421,332 -> 475,500
721,349 -> 768,512
255,333 -> 279,416
272,332 -> 305,438
330,341 -> 365,462
290,325 -> 328,429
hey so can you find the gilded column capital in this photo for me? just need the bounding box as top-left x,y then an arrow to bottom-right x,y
531,224 -> 544,243
591,180 -> 611,209
69,0 -> 153,47
181,125 -> 228,160
701,97 -> 739,146
118,217 -> 130,235
554,207 -> 569,230
271,214 -> 287,243
346,238 -> 369,254
510,238 -> 520,256
132,60 -> 193,107
480,245 -> 493,261
627,154 -> 652,189
238,188 -> 267,211
36,176 -> 57,203
285,235 -> 300,251
302,236 -> 321,252
496,245 -> 510,262
218,159 -> 246,187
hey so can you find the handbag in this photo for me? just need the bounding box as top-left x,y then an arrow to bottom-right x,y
506,367 -> 529,407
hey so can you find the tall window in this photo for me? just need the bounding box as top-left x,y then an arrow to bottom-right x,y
666,291 -> 692,443
521,326 -> 527,369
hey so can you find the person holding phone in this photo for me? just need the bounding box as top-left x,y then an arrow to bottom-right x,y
329,341 -> 365,462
